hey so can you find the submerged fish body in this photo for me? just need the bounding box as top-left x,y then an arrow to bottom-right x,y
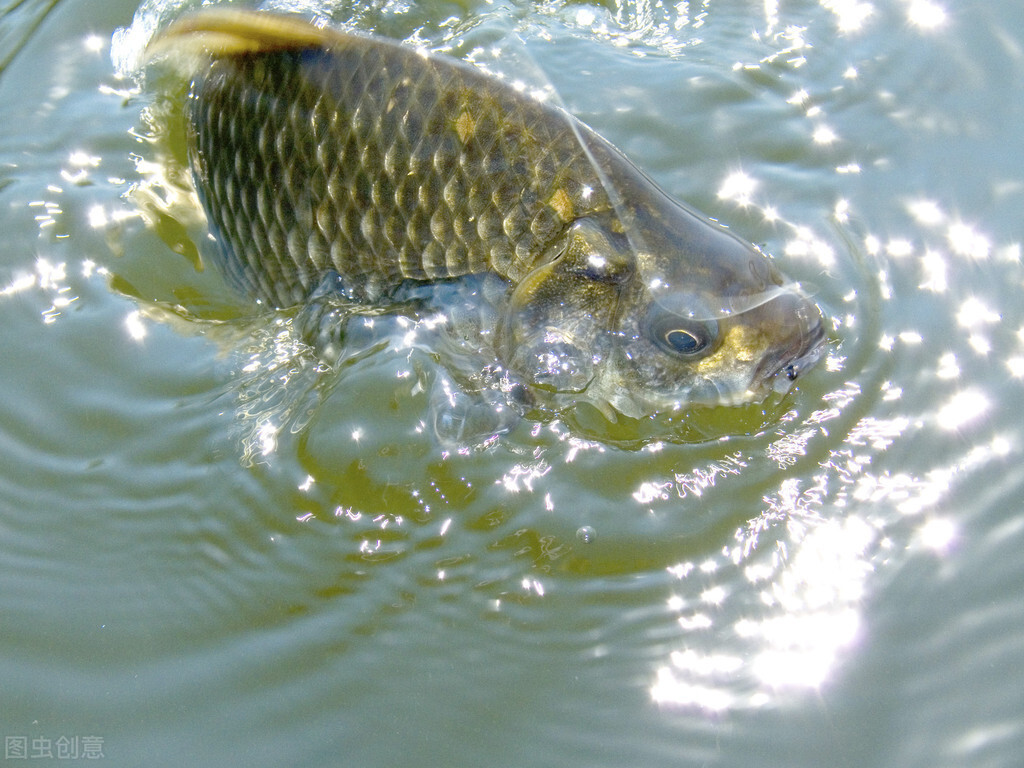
150,9 -> 826,420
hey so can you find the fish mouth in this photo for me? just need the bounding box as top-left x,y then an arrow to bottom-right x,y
755,292 -> 828,396
769,333 -> 827,395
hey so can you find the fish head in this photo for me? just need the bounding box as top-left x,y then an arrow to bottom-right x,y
499,206 -> 827,418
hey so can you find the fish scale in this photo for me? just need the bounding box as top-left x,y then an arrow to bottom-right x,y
188,39 -> 612,307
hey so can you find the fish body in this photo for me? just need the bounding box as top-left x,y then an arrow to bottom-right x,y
150,9 -> 826,418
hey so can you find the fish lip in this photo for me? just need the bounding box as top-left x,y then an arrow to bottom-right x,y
762,319 -> 828,395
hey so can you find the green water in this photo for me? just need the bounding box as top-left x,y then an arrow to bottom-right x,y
2,0 -> 1023,766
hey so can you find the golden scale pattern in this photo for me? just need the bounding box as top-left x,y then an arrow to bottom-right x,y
188,38 -> 613,308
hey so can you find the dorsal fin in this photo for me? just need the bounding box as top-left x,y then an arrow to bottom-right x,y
145,8 -> 345,64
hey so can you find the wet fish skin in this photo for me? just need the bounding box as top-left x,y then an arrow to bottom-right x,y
151,9 -> 827,416
185,19 -> 614,308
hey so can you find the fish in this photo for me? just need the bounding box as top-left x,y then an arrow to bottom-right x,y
146,8 -> 827,422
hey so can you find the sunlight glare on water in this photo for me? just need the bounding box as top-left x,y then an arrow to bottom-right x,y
907,0 -> 948,30
631,0 -> 1024,712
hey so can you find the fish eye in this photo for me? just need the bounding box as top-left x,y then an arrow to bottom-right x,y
662,327 -> 705,354
646,311 -> 718,359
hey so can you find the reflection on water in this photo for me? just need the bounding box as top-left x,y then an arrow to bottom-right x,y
650,416 -> 1016,709
1,256 -> 79,323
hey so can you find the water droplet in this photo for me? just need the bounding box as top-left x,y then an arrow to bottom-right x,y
576,526 -> 595,544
